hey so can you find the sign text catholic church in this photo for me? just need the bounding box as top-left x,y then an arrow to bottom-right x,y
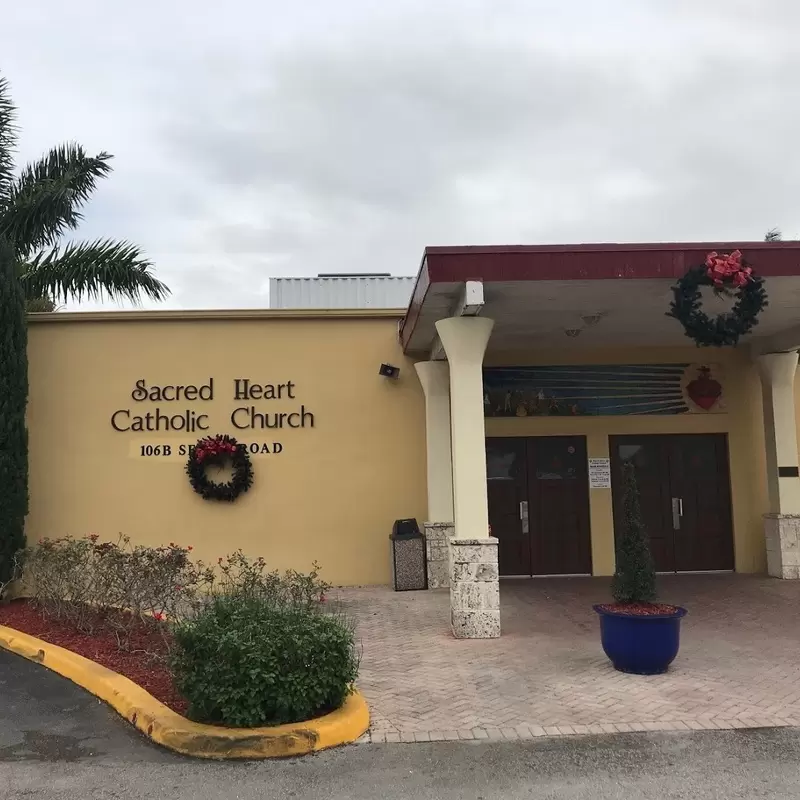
110,378 -> 315,434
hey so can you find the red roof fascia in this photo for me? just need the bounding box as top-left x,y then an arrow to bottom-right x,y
424,242 -> 800,282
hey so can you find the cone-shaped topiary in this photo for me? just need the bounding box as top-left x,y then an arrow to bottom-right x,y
611,461 -> 656,604
0,235 -> 28,589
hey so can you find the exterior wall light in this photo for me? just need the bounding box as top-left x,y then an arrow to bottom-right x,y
379,363 -> 400,379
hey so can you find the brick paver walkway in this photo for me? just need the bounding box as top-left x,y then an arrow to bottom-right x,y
336,575 -> 800,742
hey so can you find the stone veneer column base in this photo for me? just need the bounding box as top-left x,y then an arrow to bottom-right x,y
765,514 -> 800,579
449,537 -> 500,639
423,522 -> 454,589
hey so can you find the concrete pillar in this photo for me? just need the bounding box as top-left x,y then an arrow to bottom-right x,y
414,361 -> 455,589
757,352 -> 800,578
435,317 -> 494,540
435,316 -> 499,638
414,361 -> 454,522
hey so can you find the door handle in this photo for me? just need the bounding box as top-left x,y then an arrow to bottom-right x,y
671,497 -> 682,530
519,501 -> 529,534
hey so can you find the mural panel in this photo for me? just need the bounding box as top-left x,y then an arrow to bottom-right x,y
483,364 -> 725,417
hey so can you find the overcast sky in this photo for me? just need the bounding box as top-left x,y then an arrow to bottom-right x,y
2,1 -> 798,310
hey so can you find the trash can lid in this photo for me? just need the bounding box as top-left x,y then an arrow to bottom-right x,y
392,518 -> 420,536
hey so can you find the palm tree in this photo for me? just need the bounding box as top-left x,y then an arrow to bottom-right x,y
765,228 -> 782,242
0,75 -> 168,311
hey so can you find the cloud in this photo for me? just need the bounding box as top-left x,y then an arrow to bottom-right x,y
2,0 -> 799,309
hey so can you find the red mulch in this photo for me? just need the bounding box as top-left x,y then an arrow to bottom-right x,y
0,599 -> 188,714
596,602 -> 682,616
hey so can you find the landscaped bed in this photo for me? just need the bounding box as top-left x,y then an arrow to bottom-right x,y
0,598 -> 187,714
0,536 -> 360,733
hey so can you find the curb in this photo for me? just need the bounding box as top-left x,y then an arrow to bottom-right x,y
0,624 -> 370,759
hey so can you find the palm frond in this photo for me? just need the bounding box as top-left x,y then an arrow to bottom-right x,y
0,76 -> 18,199
20,238 -> 170,304
0,144 -> 113,256
765,227 -> 782,242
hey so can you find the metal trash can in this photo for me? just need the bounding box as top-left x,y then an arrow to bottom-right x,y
390,518 -> 428,591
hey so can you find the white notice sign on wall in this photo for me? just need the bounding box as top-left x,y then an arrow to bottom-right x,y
588,458 -> 611,489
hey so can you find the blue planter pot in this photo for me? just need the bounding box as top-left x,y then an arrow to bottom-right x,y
593,604 -> 687,675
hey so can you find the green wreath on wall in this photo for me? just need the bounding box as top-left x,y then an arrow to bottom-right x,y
185,434 -> 254,502
667,250 -> 768,347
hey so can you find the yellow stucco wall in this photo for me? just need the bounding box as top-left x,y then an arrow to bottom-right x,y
26,315 -> 773,584
485,347 -> 768,575
26,312 -> 427,586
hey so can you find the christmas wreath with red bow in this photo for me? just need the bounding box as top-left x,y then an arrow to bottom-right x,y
185,434 -> 253,502
667,249 -> 768,347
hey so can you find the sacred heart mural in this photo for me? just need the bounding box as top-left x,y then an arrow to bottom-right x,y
482,364 -> 725,417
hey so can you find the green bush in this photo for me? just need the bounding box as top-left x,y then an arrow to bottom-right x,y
611,461 -> 656,604
212,550 -> 330,607
20,536 -> 333,658
170,594 -> 359,727
22,535 -> 208,645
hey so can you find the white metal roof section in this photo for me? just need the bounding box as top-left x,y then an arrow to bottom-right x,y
269,274 -> 415,309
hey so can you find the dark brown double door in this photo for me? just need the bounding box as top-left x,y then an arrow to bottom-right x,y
486,437 -> 592,576
609,434 -> 734,572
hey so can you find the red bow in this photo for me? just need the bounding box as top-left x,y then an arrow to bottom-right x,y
195,436 -> 237,462
705,250 -> 752,288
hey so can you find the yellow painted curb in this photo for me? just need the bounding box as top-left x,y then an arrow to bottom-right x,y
0,624 -> 370,759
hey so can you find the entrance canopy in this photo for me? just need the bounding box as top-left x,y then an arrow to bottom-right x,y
403,242 -> 800,637
400,242 -> 800,356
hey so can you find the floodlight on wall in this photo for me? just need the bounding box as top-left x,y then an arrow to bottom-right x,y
379,363 -> 401,379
